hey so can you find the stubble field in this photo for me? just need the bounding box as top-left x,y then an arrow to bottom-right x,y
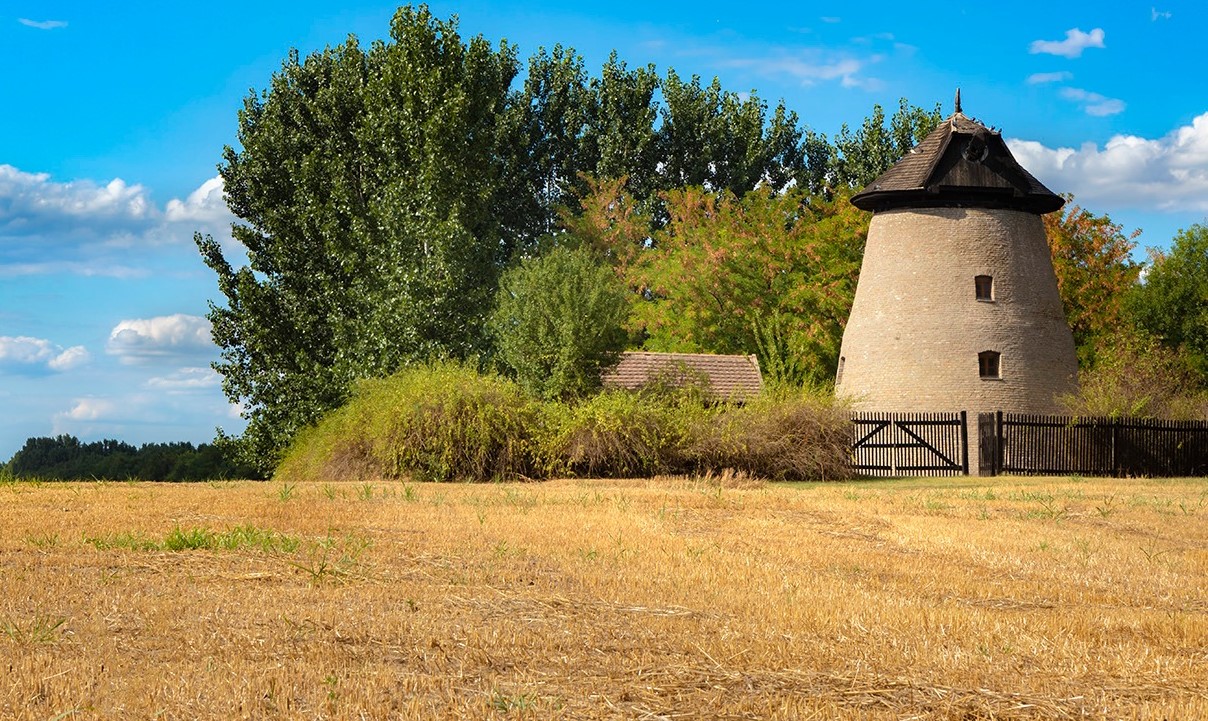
1,474 -> 1205,719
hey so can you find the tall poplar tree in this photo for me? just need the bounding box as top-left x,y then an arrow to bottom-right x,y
198,6 -> 521,469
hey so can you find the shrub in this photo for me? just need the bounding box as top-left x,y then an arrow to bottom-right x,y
277,363 -> 541,483
1060,328 -> 1208,420
489,245 -> 630,400
539,390 -> 714,478
689,389 -> 853,481
280,363 -> 853,482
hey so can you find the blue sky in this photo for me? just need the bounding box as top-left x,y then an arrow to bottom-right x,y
2,1 -> 1206,460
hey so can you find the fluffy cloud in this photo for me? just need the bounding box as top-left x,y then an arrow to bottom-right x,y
1027,71 -> 1073,85
1059,87 -> 1126,117
0,167 -> 236,276
1008,111 -> 1208,212
107,314 -> 214,364
0,336 -> 90,372
1029,28 -> 1105,58
61,398 -> 117,422
164,176 -> 230,225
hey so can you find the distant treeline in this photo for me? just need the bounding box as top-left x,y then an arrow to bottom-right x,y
2,435 -> 264,481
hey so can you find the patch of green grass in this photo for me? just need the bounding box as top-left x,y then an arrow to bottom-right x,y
85,525 -> 300,553
25,532 -> 61,549
284,531 -> 371,585
1,614 -> 69,645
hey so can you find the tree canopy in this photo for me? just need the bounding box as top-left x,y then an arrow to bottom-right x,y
489,245 -> 630,400
4,435 -> 258,481
1129,223 -> 1208,377
1042,196 -> 1142,364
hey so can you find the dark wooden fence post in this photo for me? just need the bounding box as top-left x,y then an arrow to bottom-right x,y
960,411 -> 970,475
977,412 -> 997,476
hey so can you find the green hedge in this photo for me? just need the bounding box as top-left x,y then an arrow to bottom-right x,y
277,362 -> 852,482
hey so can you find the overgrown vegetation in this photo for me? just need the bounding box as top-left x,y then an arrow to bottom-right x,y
197,4 -> 942,471
277,363 -> 543,483
276,362 -> 853,483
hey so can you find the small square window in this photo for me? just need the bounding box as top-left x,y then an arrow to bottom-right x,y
979,350 -> 1001,379
975,275 -> 994,301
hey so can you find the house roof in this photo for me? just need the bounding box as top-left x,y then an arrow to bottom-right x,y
602,351 -> 763,400
850,95 -> 1064,215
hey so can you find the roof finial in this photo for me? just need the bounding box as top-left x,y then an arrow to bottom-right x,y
955,88 -> 962,114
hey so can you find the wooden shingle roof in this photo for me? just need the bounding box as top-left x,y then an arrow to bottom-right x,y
602,352 -> 763,401
851,98 -> 1063,215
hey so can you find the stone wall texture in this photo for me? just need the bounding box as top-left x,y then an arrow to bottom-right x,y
836,207 -> 1078,415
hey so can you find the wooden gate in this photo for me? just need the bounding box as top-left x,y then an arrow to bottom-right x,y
850,411 -> 969,477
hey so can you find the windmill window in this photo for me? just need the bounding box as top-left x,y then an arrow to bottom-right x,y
975,275 -> 994,301
979,351 -> 1001,379
836,356 -> 845,385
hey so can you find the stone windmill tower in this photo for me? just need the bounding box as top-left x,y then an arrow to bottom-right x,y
835,93 -> 1077,414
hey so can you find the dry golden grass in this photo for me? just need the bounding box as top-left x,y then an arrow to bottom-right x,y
1,474 -> 1205,719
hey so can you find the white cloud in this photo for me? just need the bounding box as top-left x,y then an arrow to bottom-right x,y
1029,28 -> 1106,58
0,168 -> 236,276
164,176 -> 230,224
48,346 -> 91,371
820,16 -> 841,24
1027,71 -> 1073,84
1007,111 -> 1208,212
18,18 -> 67,30
0,336 -> 90,372
1152,8 -> 1172,20
1059,87 -> 1126,116
146,367 -> 222,393
62,398 -> 116,422
107,314 -> 214,364
726,51 -> 882,90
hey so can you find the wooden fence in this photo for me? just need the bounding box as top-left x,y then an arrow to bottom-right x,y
986,412 -> 1208,477
850,411 -> 1208,478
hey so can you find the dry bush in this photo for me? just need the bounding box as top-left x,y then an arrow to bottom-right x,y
538,390 -> 714,478
280,363 -> 852,483
689,391 -> 854,481
277,362 -> 540,483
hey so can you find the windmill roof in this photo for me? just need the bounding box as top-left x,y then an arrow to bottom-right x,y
851,108 -> 1064,215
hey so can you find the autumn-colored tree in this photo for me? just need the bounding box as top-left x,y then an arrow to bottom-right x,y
626,186 -> 870,385
557,176 -> 652,273
1043,196 -> 1141,364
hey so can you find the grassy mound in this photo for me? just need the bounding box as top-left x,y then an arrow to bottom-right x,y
277,363 -> 541,483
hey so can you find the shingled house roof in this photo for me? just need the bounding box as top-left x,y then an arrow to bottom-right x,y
602,352 -> 763,401
851,93 -> 1064,215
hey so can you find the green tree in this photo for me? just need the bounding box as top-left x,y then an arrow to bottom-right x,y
199,6 -> 522,469
1060,326 -> 1206,419
489,245 -> 630,400
1129,223 -> 1208,377
827,98 -> 943,190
